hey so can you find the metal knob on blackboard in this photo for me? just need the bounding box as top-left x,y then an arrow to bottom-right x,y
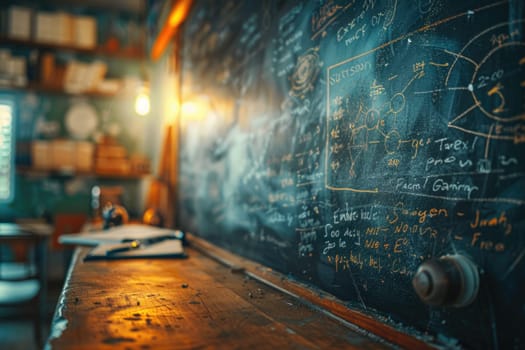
412,254 -> 479,307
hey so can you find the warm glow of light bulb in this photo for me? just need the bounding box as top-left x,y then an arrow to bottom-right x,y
171,100 -> 179,114
180,96 -> 210,123
181,101 -> 198,116
135,90 -> 150,116
166,100 -> 179,125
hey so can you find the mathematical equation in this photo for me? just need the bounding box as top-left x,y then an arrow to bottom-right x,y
325,10 -> 525,205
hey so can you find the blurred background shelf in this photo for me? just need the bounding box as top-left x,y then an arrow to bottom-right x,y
0,37 -> 145,61
16,166 -> 149,180
0,83 -> 122,98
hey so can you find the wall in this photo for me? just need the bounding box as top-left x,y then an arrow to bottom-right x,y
176,1 -> 525,349
0,2 -> 158,221
0,89 -> 151,221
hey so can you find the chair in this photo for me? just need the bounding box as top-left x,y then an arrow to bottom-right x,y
51,214 -> 88,280
51,214 -> 88,250
0,224 -> 48,347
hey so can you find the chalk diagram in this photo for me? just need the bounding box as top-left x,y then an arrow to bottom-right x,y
326,54 -> 429,193
325,11 -> 525,203
345,73 -> 425,181
289,47 -> 322,99
441,21 -> 525,159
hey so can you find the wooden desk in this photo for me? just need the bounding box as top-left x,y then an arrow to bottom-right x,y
45,237 -> 403,350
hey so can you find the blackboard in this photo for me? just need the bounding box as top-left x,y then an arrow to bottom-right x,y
177,1 -> 525,348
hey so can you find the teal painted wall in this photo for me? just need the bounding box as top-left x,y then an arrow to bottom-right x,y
0,2 -> 169,223
1,90 -> 157,221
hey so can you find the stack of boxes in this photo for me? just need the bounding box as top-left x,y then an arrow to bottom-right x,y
6,6 -> 31,40
30,138 -> 150,176
5,5 -> 150,176
31,140 -> 94,173
73,15 -> 98,49
94,136 -> 131,175
7,6 -> 97,49
0,49 -> 27,87
3,6 -> 99,90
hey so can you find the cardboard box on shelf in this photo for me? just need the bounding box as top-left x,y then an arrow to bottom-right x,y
96,79 -> 122,94
31,140 -> 96,172
95,157 -> 131,175
31,141 -> 51,170
93,135 -> 133,175
34,12 -> 56,44
35,11 -> 74,45
74,15 -> 97,49
8,6 -> 32,40
130,154 -> 150,174
8,56 -> 27,87
75,141 -> 94,172
96,144 -> 127,159
85,61 -> 108,91
40,53 -> 55,84
55,12 -> 75,45
63,60 -> 107,93
63,61 -> 88,93
51,139 -> 76,171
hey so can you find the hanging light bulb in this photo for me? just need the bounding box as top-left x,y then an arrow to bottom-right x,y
135,83 -> 150,116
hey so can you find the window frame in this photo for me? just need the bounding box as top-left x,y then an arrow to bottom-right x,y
0,97 -> 15,203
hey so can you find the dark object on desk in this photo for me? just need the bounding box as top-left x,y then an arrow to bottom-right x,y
84,238 -> 186,261
116,229 -> 187,251
106,240 -> 142,255
105,239 -> 142,255
142,207 -> 164,227
120,230 -> 186,247
101,203 -> 129,229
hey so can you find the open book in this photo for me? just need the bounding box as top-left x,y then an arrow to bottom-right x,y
59,224 -> 186,260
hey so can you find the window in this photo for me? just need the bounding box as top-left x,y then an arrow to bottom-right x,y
0,100 -> 14,203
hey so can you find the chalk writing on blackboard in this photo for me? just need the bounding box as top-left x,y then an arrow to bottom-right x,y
326,11 -> 525,205
179,1 -> 525,348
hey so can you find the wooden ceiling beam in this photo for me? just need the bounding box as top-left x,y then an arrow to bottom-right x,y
150,0 -> 193,61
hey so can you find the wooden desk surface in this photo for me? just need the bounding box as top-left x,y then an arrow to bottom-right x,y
46,242 -> 396,350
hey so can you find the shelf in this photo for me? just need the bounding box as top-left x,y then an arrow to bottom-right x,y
0,37 -> 145,61
0,83 -> 123,98
0,37 -> 145,98
17,166 -> 149,180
